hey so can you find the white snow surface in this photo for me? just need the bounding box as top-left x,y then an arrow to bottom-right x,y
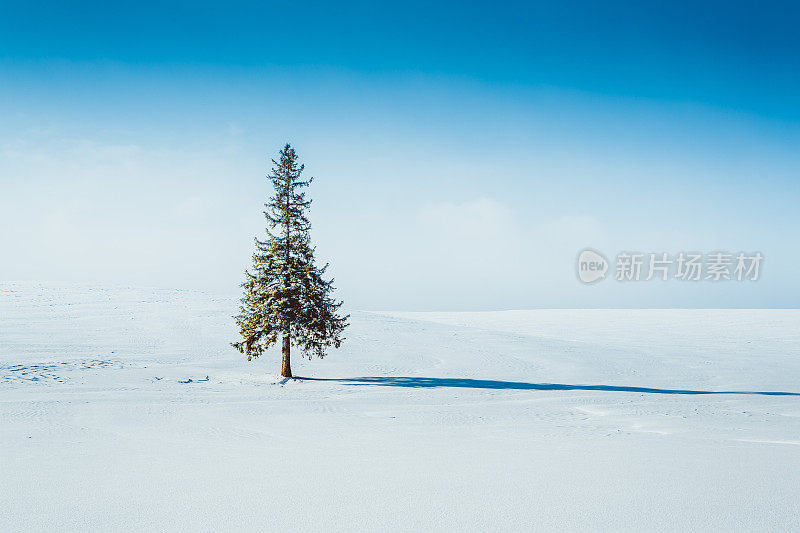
2,282 -> 800,531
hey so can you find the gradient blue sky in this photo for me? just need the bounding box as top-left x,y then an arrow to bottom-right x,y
1,1 -> 799,309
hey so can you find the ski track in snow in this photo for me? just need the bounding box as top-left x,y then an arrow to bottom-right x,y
1,282 -> 800,531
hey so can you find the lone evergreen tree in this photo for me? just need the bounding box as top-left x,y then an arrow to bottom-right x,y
233,144 -> 348,377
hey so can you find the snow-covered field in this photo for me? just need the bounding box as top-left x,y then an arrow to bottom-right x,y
2,283 -> 800,531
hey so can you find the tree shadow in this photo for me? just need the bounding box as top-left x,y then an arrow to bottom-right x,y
299,376 -> 800,396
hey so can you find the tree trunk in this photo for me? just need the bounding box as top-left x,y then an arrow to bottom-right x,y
281,335 -> 292,378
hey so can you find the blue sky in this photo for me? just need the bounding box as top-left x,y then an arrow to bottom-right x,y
1,1 -> 799,309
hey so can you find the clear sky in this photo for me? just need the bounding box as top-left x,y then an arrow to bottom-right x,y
1,1 -> 799,309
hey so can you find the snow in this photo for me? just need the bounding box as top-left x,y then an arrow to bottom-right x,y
2,282 -> 800,531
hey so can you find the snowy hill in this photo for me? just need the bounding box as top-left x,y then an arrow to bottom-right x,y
2,283 -> 799,531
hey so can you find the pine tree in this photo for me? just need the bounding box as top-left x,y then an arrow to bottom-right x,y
233,143 -> 348,377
